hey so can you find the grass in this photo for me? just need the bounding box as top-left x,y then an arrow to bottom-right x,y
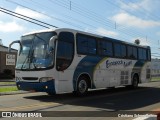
0,87 -> 18,93
151,77 -> 160,81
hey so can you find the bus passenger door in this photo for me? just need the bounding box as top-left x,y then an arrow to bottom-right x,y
56,32 -> 74,93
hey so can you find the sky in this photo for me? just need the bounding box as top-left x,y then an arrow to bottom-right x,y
0,0 -> 160,58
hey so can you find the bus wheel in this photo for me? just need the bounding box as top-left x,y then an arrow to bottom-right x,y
76,77 -> 89,96
126,75 -> 139,89
132,75 -> 139,88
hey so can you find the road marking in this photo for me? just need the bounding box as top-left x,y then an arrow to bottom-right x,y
0,102 -> 61,111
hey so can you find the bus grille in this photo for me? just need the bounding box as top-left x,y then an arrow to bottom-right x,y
22,77 -> 38,80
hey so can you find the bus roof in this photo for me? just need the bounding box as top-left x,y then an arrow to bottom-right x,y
22,28 -> 150,49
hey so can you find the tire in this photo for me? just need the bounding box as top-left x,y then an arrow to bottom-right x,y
132,75 -> 139,88
75,76 -> 89,96
126,75 -> 139,89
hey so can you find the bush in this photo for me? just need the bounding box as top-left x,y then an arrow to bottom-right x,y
3,69 -> 12,75
0,73 -> 13,79
0,69 -> 13,79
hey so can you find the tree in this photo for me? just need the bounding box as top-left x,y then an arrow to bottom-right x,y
135,39 -> 140,45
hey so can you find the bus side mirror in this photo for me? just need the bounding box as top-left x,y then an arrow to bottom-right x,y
48,36 -> 57,53
8,40 -> 21,53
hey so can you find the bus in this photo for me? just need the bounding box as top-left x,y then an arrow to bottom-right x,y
9,28 -> 151,96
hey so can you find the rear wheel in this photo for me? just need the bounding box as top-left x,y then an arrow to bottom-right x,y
75,77 -> 89,96
126,75 -> 139,89
132,75 -> 139,88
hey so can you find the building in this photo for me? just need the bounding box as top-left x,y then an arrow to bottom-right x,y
151,59 -> 160,77
0,44 -> 17,76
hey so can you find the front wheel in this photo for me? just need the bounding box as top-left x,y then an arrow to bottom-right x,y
74,77 -> 89,96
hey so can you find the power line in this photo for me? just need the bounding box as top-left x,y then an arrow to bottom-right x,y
2,6 -> 57,29
126,0 -> 160,21
3,0 -> 159,52
6,0 -> 87,30
0,8 -> 50,29
22,0 -> 159,49
104,0 -> 159,46
0,6 -> 58,28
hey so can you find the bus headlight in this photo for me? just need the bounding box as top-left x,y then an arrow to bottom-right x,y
39,77 -> 53,82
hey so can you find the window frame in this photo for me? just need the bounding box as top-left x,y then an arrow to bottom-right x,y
97,38 -> 113,57
127,45 -> 138,60
76,33 -> 97,56
138,48 -> 147,60
113,42 -> 127,59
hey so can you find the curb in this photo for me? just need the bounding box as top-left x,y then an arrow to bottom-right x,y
0,91 -> 30,96
0,84 -> 16,86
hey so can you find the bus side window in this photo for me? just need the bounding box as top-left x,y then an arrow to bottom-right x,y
138,48 -> 147,60
147,49 -> 151,61
114,43 -> 126,58
127,46 -> 137,59
98,40 -> 113,56
77,34 -> 96,55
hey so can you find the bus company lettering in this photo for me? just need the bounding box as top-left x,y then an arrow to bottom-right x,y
106,60 -> 132,68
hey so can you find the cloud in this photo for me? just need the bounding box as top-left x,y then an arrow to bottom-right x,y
111,13 -> 160,28
15,6 -> 47,19
119,0 -> 151,12
156,32 -> 160,36
0,21 -> 25,32
96,28 -> 118,37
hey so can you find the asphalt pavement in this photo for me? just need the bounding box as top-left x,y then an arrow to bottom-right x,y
0,81 -> 160,120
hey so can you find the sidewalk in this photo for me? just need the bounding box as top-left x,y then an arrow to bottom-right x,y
0,90 -> 29,96
0,79 -> 15,82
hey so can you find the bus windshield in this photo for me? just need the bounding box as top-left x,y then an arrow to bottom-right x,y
16,32 -> 56,70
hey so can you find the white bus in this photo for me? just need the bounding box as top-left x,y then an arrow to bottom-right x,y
9,28 -> 151,95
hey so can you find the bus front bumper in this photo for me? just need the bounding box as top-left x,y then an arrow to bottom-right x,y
16,80 -> 56,94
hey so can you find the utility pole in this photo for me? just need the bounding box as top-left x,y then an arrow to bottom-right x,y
115,22 -> 116,29
70,1 -> 72,10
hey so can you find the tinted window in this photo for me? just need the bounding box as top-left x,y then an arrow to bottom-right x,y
59,32 -> 74,43
127,46 -> 137,59
138,48 -> 147,60
121,44 -> 126,58
98,40 -> 113,56
114,43 -> 126,58
56,32 -> 74,71
133,47 -> 138,59
77,34 -> 96,55
114,44 -> 121,57
147,49 -> 151,61
57,41 -> 73,60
